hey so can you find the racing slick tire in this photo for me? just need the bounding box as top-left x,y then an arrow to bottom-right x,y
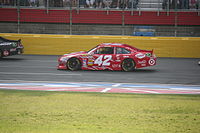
121,58 -> 135,72
0,50 -> 3,58
67,58 -> 81,71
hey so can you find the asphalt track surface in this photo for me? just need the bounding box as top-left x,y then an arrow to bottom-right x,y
0,55 -> 200,94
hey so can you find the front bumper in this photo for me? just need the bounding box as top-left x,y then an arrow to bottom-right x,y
57,62 -> 67,70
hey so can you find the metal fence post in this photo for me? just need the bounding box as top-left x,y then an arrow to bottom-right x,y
17,0 -> 20,34
198,0 -> 200,16
174,0 -> 178,37
77,0 -> 80,14
121,0 -> 125,36
14,0 -> 17,6
167,0 -> 170,16
131,0 -> 134,16
46,0 -> 49,14
157,0 -> 160,16
69,0 -> 72,35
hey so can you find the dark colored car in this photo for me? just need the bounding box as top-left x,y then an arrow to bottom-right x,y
0,37 -> 24,58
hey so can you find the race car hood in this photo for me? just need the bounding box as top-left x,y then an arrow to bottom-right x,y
59,51 -> 88,62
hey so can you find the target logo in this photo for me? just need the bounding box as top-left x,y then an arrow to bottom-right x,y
148,59 -> 155,66
135,53 -> 146,59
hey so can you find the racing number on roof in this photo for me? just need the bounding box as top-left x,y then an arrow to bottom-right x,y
94,55 -> 112,66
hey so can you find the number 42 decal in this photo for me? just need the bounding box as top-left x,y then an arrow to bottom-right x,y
94,55 -> 112,66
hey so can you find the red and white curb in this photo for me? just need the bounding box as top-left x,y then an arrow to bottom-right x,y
0,82 -> 200,94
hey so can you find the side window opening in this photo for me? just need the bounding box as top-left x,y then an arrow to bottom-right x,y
116,47 -> 131,54
95,47 -> 114,54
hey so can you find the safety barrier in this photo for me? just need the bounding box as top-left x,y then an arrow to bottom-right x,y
0,33 -> 200,58
1,8 -> 200,25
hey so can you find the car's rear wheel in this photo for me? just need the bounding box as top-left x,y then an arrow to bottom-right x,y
121,58 -> 135,71
0,50 -> 3,58
67,58 -> 81,71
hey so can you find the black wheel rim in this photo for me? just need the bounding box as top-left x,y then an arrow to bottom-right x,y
122,59 -> 134,71
67,58 -> 80,70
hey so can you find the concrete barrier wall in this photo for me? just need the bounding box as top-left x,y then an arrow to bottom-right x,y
0,33 -> 200,58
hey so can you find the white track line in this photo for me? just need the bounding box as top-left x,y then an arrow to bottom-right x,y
101,84 -> 121,92
112,84 -> 121,87
0,81 -> 200,94
101,88 -> 112,93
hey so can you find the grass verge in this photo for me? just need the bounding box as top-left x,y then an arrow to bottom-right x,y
0,89 -> 200,133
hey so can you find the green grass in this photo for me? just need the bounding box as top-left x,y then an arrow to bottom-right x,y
0,90 -> 200,133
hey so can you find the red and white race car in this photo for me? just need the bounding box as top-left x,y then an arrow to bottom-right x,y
57,43 -> 156,71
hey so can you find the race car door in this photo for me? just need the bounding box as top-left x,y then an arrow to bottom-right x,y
113,47 -> 132,70
88,47 -> 114,70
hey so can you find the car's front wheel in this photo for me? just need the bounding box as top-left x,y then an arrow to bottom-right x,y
0,50 -> 3,58
67,58 -> 81,71
121,58 -> 135,71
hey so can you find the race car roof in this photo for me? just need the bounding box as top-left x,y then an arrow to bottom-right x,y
99,43 -> 139,51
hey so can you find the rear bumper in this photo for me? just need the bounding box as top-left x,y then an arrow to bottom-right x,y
148,58 -> 156,66
135,57 -> 156,68
9,48 -> 23,56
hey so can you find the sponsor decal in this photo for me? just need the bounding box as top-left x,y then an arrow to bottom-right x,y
138,60 -> 147,67
148,59 -> 155,65
135,53 -> 146,59
88,60 -> 94,66
11,42 -> 17,47
0,42 -> 12,46
10,48 -> 17,52
123,55 -> 130,58
81,55 -> 88,58
94,55 -> 112,66
82,59 -> 87,66
138,60 -> 146,64
0,42 -> 17,46
146,53 -> 151,57
112,64 -> 120,68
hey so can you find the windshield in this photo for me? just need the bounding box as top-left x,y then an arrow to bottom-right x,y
87,45 -> 99,53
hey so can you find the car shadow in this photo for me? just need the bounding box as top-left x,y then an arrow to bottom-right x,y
59,69 -> 157,73
133,69 -> 157,73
